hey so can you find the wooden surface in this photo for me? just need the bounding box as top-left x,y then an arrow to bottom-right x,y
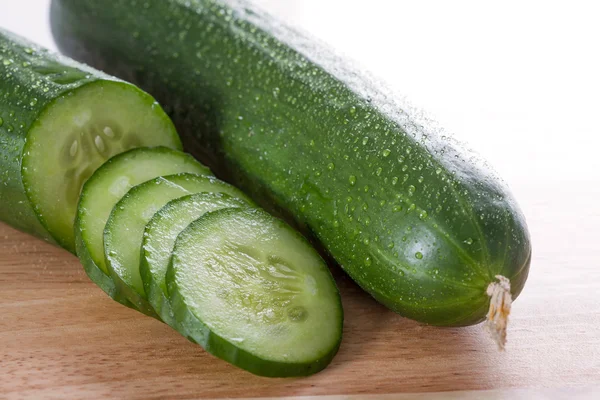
1,181 -> 599,399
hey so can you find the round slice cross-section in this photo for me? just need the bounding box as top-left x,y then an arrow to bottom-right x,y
167,208 -> 343,377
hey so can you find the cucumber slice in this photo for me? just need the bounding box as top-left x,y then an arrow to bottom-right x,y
167,208 -> 343,377
104,173 -> 252,316
75,147 -> 210,306
141,192 -> 250,324
22,80 -> 182,252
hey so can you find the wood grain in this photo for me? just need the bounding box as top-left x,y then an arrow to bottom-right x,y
1,181 -> 599,399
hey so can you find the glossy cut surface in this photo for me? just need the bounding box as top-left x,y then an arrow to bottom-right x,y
167,208 -> 343,376
52,0 -> 531,325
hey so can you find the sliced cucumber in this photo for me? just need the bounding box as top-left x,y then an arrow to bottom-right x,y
141,192 -> 250,324
23,80 -> 182,252
75,147 -> 210,306
104,173 -> 252,316
167,208 -> 343,377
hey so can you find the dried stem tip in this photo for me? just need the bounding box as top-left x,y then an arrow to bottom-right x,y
485,275 -> 512,351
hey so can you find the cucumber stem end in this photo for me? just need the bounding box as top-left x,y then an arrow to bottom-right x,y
484,275 -> 512,351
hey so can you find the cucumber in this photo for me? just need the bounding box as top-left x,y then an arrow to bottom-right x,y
167,208 -> 343,377
0,28 -> 181,252
105,173 -> 251,316
52,0 -> 531,343
76,147 -> 210,307
141,192 -> 249,323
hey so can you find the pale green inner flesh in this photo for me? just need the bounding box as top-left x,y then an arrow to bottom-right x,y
106,174 -> 249,297
143,192 -> 249,300
173,209 -> 342,363
23,81 -> 181,250
79,148 -> 210,275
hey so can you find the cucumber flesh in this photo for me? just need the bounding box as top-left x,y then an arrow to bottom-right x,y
167,208 -> 343,377
104,173 -> 252,316
141,192 -> 250,324
75,147 -> 211,305
23,80 -> 181,252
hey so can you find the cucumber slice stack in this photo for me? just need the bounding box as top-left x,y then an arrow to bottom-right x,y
0,28 -> 342,377
104,173 -> 252,316
75,147 -> 210,305
75,146 -> 342,376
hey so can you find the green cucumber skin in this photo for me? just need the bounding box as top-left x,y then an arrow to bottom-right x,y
0,28 -> 102,244
51,0 -> 532,325
166,207 -> 342,377
74,222 -> 138,311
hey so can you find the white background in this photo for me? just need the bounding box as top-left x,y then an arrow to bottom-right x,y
1,0 -> 599,187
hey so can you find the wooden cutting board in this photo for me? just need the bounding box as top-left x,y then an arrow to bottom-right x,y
1,181 -> 599,399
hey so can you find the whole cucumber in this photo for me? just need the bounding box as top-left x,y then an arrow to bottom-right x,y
51,0 -> 531,345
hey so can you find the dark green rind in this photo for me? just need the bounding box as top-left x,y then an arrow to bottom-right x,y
140,192 -> 250,325
105,173 -> 251,319
0,28 -> 181,252
166,208 -> 343,377
52,0 -> 532,325
75,147 -> 211,314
